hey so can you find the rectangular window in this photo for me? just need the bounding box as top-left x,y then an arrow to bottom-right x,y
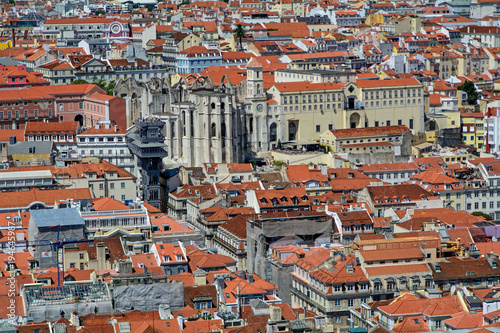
409,119 -> 413,129
121,182 -> 125,189
110,183 -> 115,189
121,194 -> 126,201
99,183 -> 104,190
316,125 -> 320,133
24,110 -> 28,119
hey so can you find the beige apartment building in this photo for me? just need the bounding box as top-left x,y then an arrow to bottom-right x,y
267,78 -> 424,142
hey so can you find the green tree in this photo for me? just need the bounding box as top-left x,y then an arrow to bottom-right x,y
144,3 -> 156,11
457,81 -> 478,105
233,24 -> 246,51
72,79 -> 89,85
8,0 -> 15,4
95,9 -> 106,15
472,211 -> 492,221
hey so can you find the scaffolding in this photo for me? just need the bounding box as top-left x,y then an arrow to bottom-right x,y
23,283 -> 114,322
24,283 -> 111,308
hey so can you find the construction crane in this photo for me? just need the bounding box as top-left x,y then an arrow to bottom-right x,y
13,225 -> 93,286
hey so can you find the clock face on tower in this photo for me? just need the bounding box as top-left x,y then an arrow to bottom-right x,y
256,103 -> 264,111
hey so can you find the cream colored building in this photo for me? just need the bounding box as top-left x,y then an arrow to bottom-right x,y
267,78 -> 425,143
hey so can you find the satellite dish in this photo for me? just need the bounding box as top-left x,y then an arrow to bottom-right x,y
493,237 -> 498,242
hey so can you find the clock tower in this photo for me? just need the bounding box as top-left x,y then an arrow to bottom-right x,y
245,57 -> 270,152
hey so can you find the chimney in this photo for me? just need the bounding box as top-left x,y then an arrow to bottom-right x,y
159,305 -> 173,320
114,125 -> 118,132
269,305 -> 282,322
177,315 -> 184,333
194,269 -> 207,286
215,276 -> 225,295
247,273 -> 254,284
96,242 -> 106,271
118,259 -> 132,274
70,312 -> 80,326
105,123 -> 110,129
96,124 -> 100,130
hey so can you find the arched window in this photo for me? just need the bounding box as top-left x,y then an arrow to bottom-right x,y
221,123 -> 226,147
221,102 -> 225,110
221,123 -> 226,138
211,102 -> 216,109
288,122 -> 296,141
171,122 -> 175,137
211,123 -> 216,137
270,123 -> 277,142
249,117 -> 253,133
182,111 -> 186,136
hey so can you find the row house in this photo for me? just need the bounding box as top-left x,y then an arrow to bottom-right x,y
357,247 -> 434,301
202,162 -> 255,184
194,203 -> 255,247
290,251 -> 371,331
459,26 -> 500,48
0,84 -> 126,130
41,18 -> 131,40
25,121 -> 80,158
176,46 -> 222,74
0,64 -> 48,89
358,184 -> 443,217
218,270 -> 280,311
151,242 -> 189,276
80,198 -> 150,253
357,162 -> 419,185
461,110 -> 485,150
37,59 -> 76,85
168,184 -> 217,219
376,294 -> 466,331
284,164 -> 332,196
320,125 -> 413,157
17,160 -> 138,201
213,215 -> 248,271
331,210 -> 374,244
0,87 -> 58,129
246,187 -> 312,214
409,170 -> 466,211
431,256 -> 500,292
77,122 -> 133,173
